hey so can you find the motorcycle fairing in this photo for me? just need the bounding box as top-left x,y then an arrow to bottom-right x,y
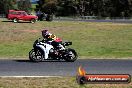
36,42 -> 53,59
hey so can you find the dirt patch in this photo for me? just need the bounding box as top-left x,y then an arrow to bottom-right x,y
13,29 -> 40,33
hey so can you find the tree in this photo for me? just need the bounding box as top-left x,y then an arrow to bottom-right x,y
35,0 -> 132,18
36,0 -> 57,14
0,0 -> 17,14
56,0 -> 79,16
17,0 -> 32,13
42,0 -> 57,14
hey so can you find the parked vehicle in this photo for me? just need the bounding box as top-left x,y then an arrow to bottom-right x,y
8,10 -> 38,23
29,38 -> 78,62
36,11 -> 53,21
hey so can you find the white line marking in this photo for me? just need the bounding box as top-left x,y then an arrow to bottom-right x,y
0,76 -> 62,78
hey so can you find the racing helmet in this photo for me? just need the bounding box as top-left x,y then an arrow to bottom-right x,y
42,29 -> 50,38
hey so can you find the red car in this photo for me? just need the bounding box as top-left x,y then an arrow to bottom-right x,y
8,10 -> 38,23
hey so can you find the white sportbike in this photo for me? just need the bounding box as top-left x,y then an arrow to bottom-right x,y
29,38 -> 77,62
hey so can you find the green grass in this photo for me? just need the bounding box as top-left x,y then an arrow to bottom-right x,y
0,77 -> 131,88
0,18 -> 132,59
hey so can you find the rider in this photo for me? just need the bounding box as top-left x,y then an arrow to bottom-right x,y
41,29 -> 65,50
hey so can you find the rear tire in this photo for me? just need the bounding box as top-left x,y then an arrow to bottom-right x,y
13,18 -> 18,23
29,49 -> 43,62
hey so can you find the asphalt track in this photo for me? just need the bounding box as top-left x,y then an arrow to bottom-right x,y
0,59 -> 132,76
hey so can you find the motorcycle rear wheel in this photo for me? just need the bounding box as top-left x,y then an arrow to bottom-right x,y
29,49 -> 43,62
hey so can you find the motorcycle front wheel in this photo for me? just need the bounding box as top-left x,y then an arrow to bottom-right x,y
29,49 -> 43,62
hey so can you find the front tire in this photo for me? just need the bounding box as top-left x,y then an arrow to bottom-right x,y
29,49 -> 43,62
64,49 -> 77,62
30,19 -> 36,23
13,18 -> 18,23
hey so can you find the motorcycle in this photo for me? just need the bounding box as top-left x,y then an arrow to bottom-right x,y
29,38 -> 78,62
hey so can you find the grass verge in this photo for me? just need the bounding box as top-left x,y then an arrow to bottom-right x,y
0,77 -> 131,88
0,18 -> 132,59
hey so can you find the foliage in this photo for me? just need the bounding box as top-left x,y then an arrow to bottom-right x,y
0,0 -> 17,14
0,0 -> 131,17
0,0 -> 32,14
17,0 -> 32,13
36,0 -> 132,17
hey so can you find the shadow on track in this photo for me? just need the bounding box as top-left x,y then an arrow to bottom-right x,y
2,20 -> 13,22
2,21 -> 32,23
13,60 -> 68,63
